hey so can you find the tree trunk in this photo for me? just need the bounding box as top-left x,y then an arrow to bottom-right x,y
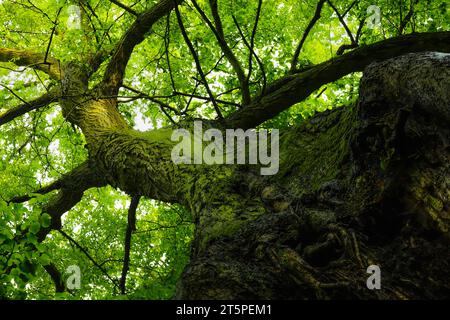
172,52 -> 450,299
44,52 -> 450,300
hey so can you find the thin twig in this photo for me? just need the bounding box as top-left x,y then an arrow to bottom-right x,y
173,3 -> 223,120
246,0 -> 263,89
109,0 -> 138,16
398,0 -> 416,35
44,7 -> 62,64
327,0 -> 356,44
59,229 -> 121,290
232,16 -> 267,96
191,0 -> 250,106
291,0 -> 326,72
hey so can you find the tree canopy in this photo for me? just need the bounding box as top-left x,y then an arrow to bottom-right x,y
0,0 -> 448,299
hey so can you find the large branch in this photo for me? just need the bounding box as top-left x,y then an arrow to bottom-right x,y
0,88 -> 59,127
225,31 -> 450,129
8,161 -> 107,242
36,161 -> 107,241
101,0 -> 180,96
0,48 -> 61,80
4,162 -> 107,277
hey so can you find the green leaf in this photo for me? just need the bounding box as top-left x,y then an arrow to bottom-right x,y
39,254 -> 51,266
29,222 -> 41,234
40,213 -> 52,228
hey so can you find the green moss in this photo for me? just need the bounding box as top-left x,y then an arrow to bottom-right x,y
425,195 -> 444,212
278,105 -> 357,196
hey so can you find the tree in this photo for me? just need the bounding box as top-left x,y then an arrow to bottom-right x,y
0,0 -> 449,299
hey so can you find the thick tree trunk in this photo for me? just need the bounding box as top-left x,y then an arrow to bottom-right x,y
173,52 -> 450,299
48,52 -> 449,299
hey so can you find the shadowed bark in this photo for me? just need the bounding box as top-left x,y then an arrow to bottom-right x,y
174,52 -> 450,299
37,50 -> 450,299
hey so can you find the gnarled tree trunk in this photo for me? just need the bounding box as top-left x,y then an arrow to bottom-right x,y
172,52 -> 450,299
57,52 -> 449,299
5,33 -> 449,298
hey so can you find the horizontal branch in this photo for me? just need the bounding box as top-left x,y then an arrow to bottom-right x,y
4,162 -> 108,280
225,31 -> 450,129
174,91 -> 241,107
0,88 -> 59,127
23,161 -> 107,241
0,48 -> 61,80
8,180 -> 62,204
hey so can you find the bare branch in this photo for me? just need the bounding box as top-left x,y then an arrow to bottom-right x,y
121,85 -> 180,113
174,91 -> 241,107
328,1 -> 355,44
109,0 -> 138,16
0,84 -> 33,105
16,161 -> 107,241
398,1 -> 415,35
342,0 -> 360,18
174,3 -> 223,120
59,229 -> 120,290
191,0 -> 250,106
101,0 -> 180,96
7,179 -> 61,205
0,88 -> 59,127
43,7 -> 62,64
4,162 -> 107,277
336,16 -> 365,55
208,0 -> 224,37
44,263 -> 65,293
164,13 -> 177,92
0,48 -> 61,80
119,195 -> 140,294
246,0 -> 263,87
232,16 -> 267,97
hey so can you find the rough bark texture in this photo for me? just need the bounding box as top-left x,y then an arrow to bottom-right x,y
50,51 -> 449,299
5,27 -> 449,298
27,50 -> 450,299
173,52 -> 450,299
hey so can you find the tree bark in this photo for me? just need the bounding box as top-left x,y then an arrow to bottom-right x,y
8,40 -> 449,298
5,0 -> 450,299
30,50 -> 450,299
172,52 -> 450,299
57,51 -> 449,299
